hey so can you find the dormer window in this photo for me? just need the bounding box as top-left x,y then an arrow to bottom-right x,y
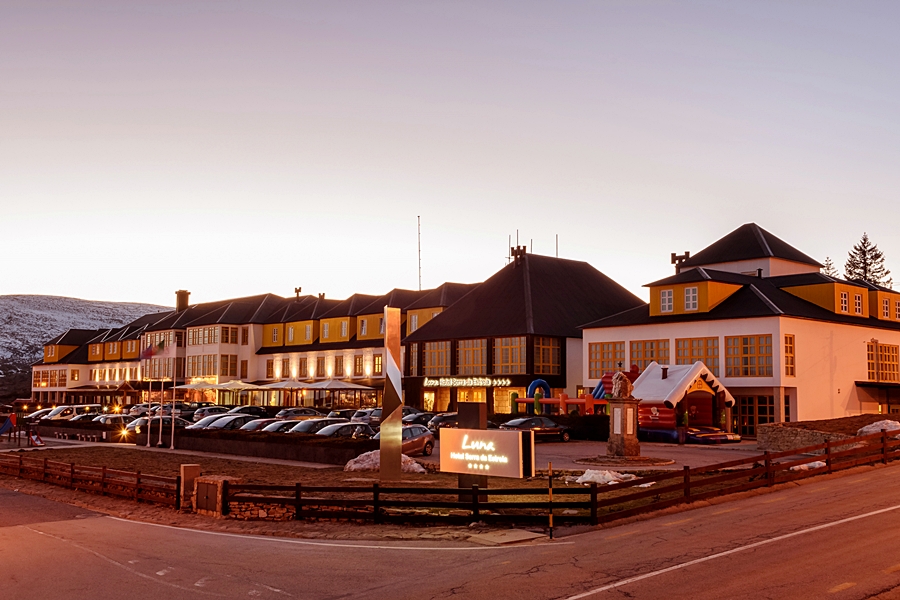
895,300 -> 900,320
47,346 -> 55,357
272,328 -> 278,343
323,323 -> 330,339
840,292 -> 849,313
684,287 -> 699,311
360,320 -> 367,336
340,320 -> 348,338
379,318 -> 385,334
305,324 -> 311,340
410,314 -> 419,332
854,294 -> 863,315
288,326 -> 294,343
660,290 -> 674,313
884,298 -> 890,319
109,342 -> 117,353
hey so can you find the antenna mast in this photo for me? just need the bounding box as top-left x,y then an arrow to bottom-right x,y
417,216 -> 422,291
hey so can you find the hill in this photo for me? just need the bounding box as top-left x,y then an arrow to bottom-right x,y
0,295 -> 170,402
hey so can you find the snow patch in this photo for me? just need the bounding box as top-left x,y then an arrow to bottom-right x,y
575,470 -> 638,485
790,461 -> 827,472
856,420 -> 900,437
344,450 -> 427,474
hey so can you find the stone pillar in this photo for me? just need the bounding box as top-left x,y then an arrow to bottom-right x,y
180,464 -> 201,511
607,398 -> 640,457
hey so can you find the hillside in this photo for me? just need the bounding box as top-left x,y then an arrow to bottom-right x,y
0,295 -> 170,401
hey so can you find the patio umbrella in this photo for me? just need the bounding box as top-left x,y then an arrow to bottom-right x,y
260,379 -> 314,407
303,380 -> 374,390
175,382 -> 216,390
211,380 -> 266,391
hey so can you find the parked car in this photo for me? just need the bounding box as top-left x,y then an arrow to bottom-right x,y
639,426 -> 742,444
260,420 -> 302,433
499,416 -> 571,442
93,414 -> 135,426
350,409 -> 377,425
316,422 -> 376,439
228,406 -> 270,418
368,406 -> 422,429
288,417 -> 348,434
402,412 -> 435,427
69,413 -> 101,422
373,424 -> 434,456
192,406 -> 230,422
205,414 -> 257,430
24,408 -> 53,423
128,403 -> 164,417
186,413 -> 233,429
327,409 -> 357,420
121,416 -> 191,441
240,418 -> 281,431
275,407 -> 324,420
44,404 -> 102,421
427,412 -> 458,438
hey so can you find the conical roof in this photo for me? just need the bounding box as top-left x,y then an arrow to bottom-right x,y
681,223 -> 821,269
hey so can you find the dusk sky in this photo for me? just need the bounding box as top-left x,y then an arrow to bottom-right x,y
3,1 -> 899,306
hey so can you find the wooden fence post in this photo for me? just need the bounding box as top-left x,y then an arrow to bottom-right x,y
764,451 -> 773,487
175,476 -> 182,510
294,483 -> 302,521
825,444 -> 832,474
101,466 -> 107,497
221,479 -> 229,516
883,429 -> 889,465
683,466 -> 691,502
590,483 -> 598,526
471,484 -> 480,520
373,483 -> 381,524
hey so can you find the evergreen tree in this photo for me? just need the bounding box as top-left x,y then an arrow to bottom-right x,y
822,256 -> 839,278
845,233 -> 892,288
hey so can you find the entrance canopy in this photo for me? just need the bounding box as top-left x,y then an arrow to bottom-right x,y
632,362 -> 734,408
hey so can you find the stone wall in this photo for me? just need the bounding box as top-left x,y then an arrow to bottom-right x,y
757,423 -> 854,454
228,501 -> 295,521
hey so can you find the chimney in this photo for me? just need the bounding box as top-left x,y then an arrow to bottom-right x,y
757,268 -> 763,278
175,290 -> 190,313
294,287 -> 302,299
661,366 -> 668,380
318,293 -> 325,300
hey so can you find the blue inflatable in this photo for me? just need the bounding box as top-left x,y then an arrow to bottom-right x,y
527,379 -> 552,414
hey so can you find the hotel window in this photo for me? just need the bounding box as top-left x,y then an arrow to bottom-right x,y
684,287 -> 699,311
297,357 -> 308,378
725,335 -> 773,377
867,342 -> 900,383
265,359 -> 275,379
408,344 -> 418,376
884,299 -> 891,319
59,369 -> 67,387
49,370 -> 58,387
305,324 -> 312,340
288,327 -> 294,343
457,339 -> 487,375
630,340 -> 670,371
272,328 -> 278,343
354,355 -> 364,377
240,360 -> 248,379
534,337 -> 561,375
241,327 -> 249,345
424,341 -> 451,376
409,314 -> 419,333
323,323 -> 330,339
675,337 -> 719,377
334,356 -> 344,377
175,331 -> 184,347
374,354 -> 383,376
840,291 -> 849,313
784,335 -> 796,377
226,327 -> 238,344
360,319 -> 368,336
588,342 -> 625,379
70,369 -> 79,382
379,318 -> 385,335
896,301 -> 900,320
660,290 -> 674,313
91,345 -> 102,357
316,357 -> 326,378
494,337 -> 526,375
281,358 -> 290,379
340,320 -> 348,338
855,294 -> 863,315
47,345 -> 55,357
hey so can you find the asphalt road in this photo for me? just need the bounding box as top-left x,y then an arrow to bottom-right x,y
6,462 -> 900,599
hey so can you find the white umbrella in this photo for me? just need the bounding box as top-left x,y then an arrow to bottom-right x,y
175,382 -> 216,390
212,380 -> 266,391
303,380 -> 374,390
260,379 -> 312,390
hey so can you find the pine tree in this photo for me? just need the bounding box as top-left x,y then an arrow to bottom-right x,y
822,256 -> 839,278
845,233 -> 892,288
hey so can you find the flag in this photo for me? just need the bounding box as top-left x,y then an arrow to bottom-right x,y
139,340 -> 166,360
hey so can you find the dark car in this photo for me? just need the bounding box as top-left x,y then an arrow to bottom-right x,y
206,414 -> 257,430
93,414 -> 135,426
186,413 -> 233,429
402,412 -> 435,427
373,424 -> 434,456
327,409 -> 358,420
427,412 -> 458,438
639,426 -> 742,444
500,416 -> 571,442
121,416 -> 191,441
69,412 -> 101,422
261,420 -> 303,433
369,406 -> 421,429
275,407 -> 324,420
192,406 -> 230,422
288,417 -> 348,434
228,406 -> 270,418
316,422 -> 376,439
240,418 -> 280,431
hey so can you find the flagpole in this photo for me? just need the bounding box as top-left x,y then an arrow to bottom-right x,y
170,355 -> 176,449
146,376 -> 152,448
157,338 -> 166,448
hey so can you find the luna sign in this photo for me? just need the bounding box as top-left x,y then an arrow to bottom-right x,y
440,428 -> 534,478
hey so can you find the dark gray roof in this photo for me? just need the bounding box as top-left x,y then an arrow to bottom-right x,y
46,329 -> 107,346
318,294 -> 382,319
404,253 -> 644,342
681,223 -> 822,269
356,288 -> 431,315
404,282 -> 480,310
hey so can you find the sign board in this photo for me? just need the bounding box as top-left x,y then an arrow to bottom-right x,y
423,377 -> 512,388
440,428 -> 534,479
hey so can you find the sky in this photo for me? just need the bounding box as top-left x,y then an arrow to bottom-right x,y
2,1 -> 899,307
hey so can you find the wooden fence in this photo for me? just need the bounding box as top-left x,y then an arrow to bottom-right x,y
226,429 -> 900,525
0,454 -> 180,508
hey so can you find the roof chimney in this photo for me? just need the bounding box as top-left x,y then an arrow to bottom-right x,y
175,290 -> 190,313
318,293 -> 325,300
294,287 -> 302,299
661,366 -> 668,380
757,268 -> 763,278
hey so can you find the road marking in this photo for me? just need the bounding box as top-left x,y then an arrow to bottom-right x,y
711,508 -> 739,515
662,518 -> 692,527
106,517 -> 572,551
828,583 -> 856,593
256,583 -> 292,596
195,577 -> 211,587
604,531 -> 639,540
562,502 -> 900,599
157,567 -> 174,576
883,564 -> 900,574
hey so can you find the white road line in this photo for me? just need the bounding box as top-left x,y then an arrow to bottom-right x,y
157,567 -> 173,576
563,503 -> 900,599
105,516 -> 572,551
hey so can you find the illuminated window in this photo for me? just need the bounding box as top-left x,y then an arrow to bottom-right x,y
281,358 -> 290,379
534,337 -> 561,375
868,342 -> 900,383
725,335 -> 773,377
334,356 -> 344,377
675,337 -> 719,377
840,292 -> 849,313
360,319 -> 368,336
354,355 -> 364,377
70,369 -> 79,382
855,294 -> 863,315
784,335 -> 795,377
457,339 -> 487,375
424,342 -> 451,376
493,337 -> 526,375
266,359 -> 274,379
660,290 -> 674,313
374,354 -> 383,375
630,340 -> 670,371
316,357 -> 325,378
684,287 -> 699,311
588,342 -> 625,378
297,358 -> 307,378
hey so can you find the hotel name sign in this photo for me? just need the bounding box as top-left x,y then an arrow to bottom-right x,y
423,377 -> 512,388
440,428 -> 534,479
